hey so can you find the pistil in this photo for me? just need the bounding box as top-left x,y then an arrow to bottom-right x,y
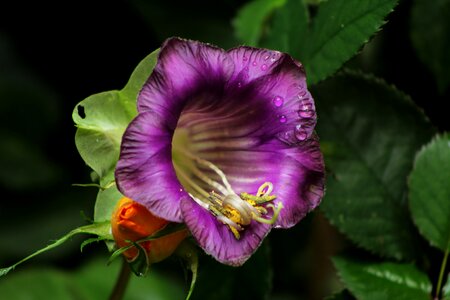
172,145 -> 283,240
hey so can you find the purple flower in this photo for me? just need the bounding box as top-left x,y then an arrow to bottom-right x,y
115,37 -> 325,266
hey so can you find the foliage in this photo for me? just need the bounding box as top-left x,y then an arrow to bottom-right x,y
2,0 -> 450,299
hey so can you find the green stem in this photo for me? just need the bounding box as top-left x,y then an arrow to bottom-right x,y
109,260 -> 131,300
436,246 -> 449,299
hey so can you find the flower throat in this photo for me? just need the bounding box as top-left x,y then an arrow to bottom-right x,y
172,128 -> 283,239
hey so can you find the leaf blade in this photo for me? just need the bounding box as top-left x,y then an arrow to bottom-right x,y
333,257 -> 432,300
305,0 -> 398,84
233,0 -> 286,46
262,0 -> 309,59
409,134 -> 450,252
314,71 -> 435,260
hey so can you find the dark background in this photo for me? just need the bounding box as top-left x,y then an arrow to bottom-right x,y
0,0 -> 448,298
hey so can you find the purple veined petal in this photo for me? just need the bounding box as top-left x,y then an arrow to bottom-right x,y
180,197 -> 272,266
115,37 -> 325,265
115,111 -> 186,222
138,38 -> 235,126
228,46 -> 285,86
271,136 -> 325,228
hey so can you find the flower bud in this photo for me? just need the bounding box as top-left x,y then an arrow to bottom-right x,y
111,197 -> 188,263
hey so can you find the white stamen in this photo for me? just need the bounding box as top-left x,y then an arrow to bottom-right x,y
189,193 -> 210,210
217,215 -> 242,231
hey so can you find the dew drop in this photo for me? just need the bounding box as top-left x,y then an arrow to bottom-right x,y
261,64 -> 267,71
252,61 -> 257,66
264,54 -> 270,60
298,103 -> 314,118
278,115 -> 287,123
298,110 -> 314,118
300,103 -> 312,111
272,96 -> 284,107
295,124 -> 307,141
237,82 -> 242,88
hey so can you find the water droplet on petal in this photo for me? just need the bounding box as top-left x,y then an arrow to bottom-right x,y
264,55 -> 270,60
298,103 -> 314,118
237,82 -> 242,88
278,115 -> 287,123
298,110 -> 314,118
272,96 -> 284,107
252,61 -> 257,66
261,64 -> 267,71
295,124 -> 307,141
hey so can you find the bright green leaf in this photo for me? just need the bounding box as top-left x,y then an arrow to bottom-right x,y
73,49 -> 159,179
333,257 -> 432,300
314,71 -> 435,260
262,0 -> 309,59
73,50 -> 159,223
409,134 -> 450,252
122,49 -> 160,101
93,170 -> 122,222
410,0 -> 450,93
233,0 -> 286,46
304,0 -> 398,84
73,91 -> 134,179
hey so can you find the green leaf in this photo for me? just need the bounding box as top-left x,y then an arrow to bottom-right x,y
72,49 -> 159,179
233,0 -> 286,46
333,257 -> 432,300
122,49 -> 160,100
314,71 -> 435,260
94,171 -> 122,222
73,91 -> 134,179
189,241 -> 272,300
262,0 -> 309,59
73,50 -> 159,223
0,221 -> 111,277
409,134 -> 450,252
410,0 -> 450,93
304,0 -> 398,84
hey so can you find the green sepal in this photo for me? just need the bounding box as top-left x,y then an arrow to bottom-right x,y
108,223 -> 187,265
80,236 -> 110,252
128,241 -> 151,277
0,221 -> 112,277
175,240 -> 199,300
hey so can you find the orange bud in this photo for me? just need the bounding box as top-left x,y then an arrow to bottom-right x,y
111,197 -> 188,263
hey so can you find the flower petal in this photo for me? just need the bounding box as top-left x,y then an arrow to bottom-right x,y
273,136 -> 325,228
115,111 -> 185,222
138,37 -> 235,127
180,197 -> 272,266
